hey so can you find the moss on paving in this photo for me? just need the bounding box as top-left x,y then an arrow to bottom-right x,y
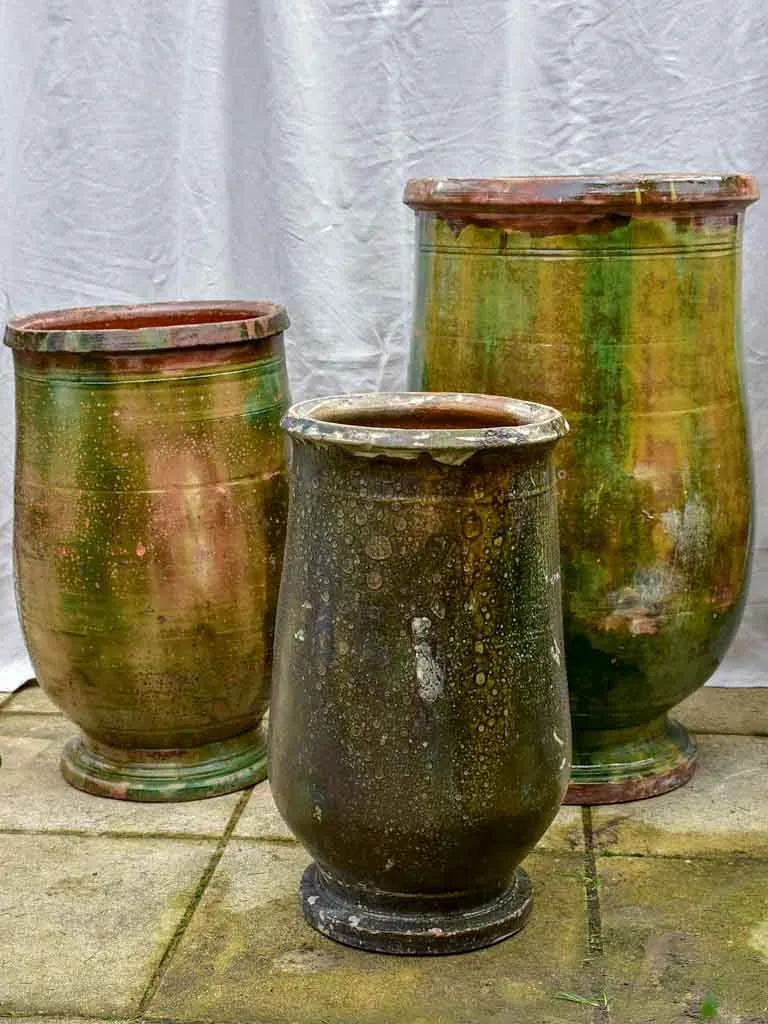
148,845 -> 590,1024
597,854 -> 768,1023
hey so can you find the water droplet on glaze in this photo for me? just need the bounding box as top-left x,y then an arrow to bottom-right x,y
365,535 -> 393,560
462,511 -> 483,539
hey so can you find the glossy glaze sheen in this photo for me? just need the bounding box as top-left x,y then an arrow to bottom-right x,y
269,392 -> 570,954
405,175 -> 758,803
6,302 -> 290,800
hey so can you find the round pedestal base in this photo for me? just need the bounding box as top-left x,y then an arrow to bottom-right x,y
61,728 -> 267,802
299,863 -> 533,955
564,715 -> 697,805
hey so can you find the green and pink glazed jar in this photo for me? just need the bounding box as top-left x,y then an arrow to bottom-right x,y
405,174 -> 759,803
5,302 -> 290,800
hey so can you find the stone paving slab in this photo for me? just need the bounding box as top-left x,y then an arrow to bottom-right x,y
675,686 -> 768,736
148,841 -> 590,1024
0,714 -> 243,836
234,780 -> 584,853
233,779 -> 297,841
589,734 -> 768,858
597,854 -> 768,1024
0,833 -> 214,1016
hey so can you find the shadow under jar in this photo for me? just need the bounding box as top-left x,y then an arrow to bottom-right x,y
405,174 -> 759,804
5,301 -> 291,801
269,391 -> 571,955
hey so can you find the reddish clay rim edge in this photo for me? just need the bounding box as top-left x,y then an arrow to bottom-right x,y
4,300 -> 290,353
403,174 -> 759,214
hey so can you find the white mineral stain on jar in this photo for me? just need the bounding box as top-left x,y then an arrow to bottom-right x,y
411,616 -> 444,703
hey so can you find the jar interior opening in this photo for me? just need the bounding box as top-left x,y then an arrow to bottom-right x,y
313,405 -> 524,431
14,305 -> 272,333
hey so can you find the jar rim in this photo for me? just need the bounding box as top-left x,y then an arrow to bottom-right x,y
4,300 -> 290,353
282,392 -> 568,462
403,174 -> 759,214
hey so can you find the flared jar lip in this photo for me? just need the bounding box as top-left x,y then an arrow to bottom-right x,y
403,174 -> 759,214
4,300 -> 290,353
282,392 -> 568,462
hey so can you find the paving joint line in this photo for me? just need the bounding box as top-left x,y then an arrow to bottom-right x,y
0,1010 -> 277,1024
0,710 -> 65,717
0,826 -> 233,842
0,1015 -> 130,1022
0,1016 -> 273,1024
222,832 -> 299,846
581,806 -> 610,1024
135,786 -> 253,1017
589,848 -> 768,864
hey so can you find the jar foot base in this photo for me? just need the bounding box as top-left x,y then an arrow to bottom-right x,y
564,715 -> 697,805
61,728 -> 267,802
299,862 -> 533,955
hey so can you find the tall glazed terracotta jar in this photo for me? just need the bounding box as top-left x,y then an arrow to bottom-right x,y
269,392 -> 570,954
5,301 -> 290,801
405,175 -> 758,803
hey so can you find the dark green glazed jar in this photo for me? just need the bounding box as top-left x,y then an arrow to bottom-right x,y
6,302 -> 290,801
269,392 -> 570,955
405,174 -> 759,803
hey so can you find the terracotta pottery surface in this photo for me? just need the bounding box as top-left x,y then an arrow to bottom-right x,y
269,391 -> 570,955
404,174 -> 758,804
6,301 -> 291,800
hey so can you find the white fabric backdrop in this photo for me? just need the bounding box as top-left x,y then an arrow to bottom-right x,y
1,0 -> 767,689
